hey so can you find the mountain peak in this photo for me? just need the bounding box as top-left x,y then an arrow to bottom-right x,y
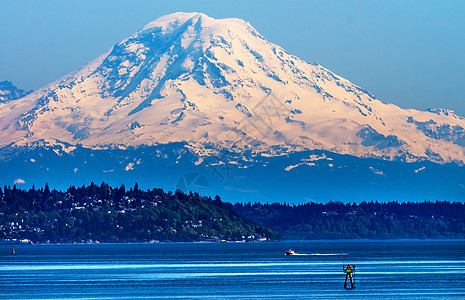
141,12 -> 210,31
139,12 -> 250,35
1,13 -> 465,164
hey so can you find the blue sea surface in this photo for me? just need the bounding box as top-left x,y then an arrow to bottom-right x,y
1,240 -> 464,299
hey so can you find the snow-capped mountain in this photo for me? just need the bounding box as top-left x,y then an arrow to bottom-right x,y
0,81 -> 32,103
1,12 -> 465,165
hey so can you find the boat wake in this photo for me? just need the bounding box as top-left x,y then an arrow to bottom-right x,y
291,253 -> 346,256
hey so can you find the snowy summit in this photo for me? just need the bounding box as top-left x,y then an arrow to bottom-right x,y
1,12 -> 465,164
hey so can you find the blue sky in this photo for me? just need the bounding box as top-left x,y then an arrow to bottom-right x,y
1,0 -> 464,115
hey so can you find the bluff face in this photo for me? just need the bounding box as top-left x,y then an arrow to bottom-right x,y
0,12 -> 464,203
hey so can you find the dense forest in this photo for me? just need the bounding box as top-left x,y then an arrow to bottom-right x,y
0,183 -> 278,243
233,200 -> 465,239
1,183 -> 464,243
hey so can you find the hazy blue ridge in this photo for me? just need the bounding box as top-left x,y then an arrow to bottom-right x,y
1,143 -> 465,204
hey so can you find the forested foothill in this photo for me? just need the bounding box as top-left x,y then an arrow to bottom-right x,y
0,183 -> 277,243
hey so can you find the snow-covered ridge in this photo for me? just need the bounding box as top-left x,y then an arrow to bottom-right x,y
0,12 -> 464,164
0,81 -> 32,103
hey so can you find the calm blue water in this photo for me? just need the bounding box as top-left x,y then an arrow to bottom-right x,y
1,241 -> 464,299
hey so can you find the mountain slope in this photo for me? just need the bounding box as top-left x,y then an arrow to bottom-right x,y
0,12 -> 464,165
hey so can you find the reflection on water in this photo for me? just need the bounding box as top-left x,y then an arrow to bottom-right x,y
1,241 -> 464,299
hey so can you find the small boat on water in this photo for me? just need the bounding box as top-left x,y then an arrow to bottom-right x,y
285,249 -> 295,255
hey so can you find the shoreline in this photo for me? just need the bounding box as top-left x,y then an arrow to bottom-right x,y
2,238 -> 465,246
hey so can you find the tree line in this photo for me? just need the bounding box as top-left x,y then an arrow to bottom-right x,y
232,200 -> 465,239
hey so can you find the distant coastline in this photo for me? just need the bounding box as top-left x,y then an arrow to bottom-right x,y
3,238 -> 465,246
233,200 -> 465,240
